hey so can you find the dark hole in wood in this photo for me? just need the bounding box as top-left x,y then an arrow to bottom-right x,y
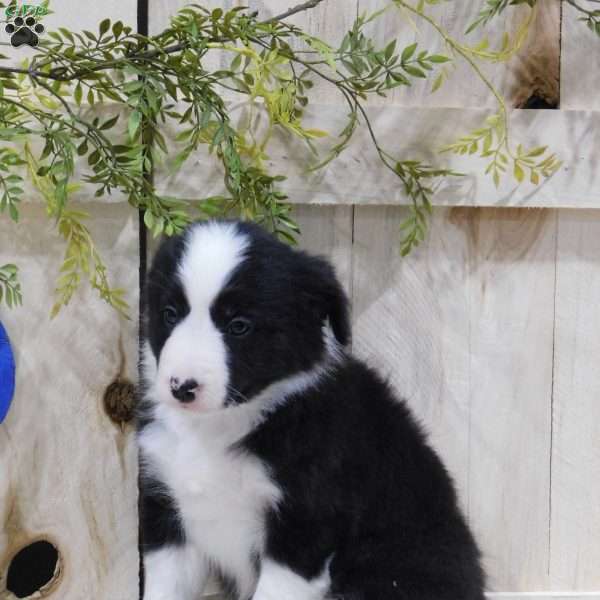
520,93 -> 558,110
6,540 -> 59,598
103,378 -> 136,426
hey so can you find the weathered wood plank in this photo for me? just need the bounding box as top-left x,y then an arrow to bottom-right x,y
0,203 -> 139,600
561,1 -> 600,110
356,0 -> 560,108
463,207 -> 556,591
147,2 -> 588,210
550,211 -> 600,590
0,0 -> 137,65
172,105 -> 599,209
293,205 -> 355,298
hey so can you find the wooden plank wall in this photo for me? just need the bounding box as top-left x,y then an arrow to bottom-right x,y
240,1 -> 600,597
0,2 -> 139,600
0,204 -> 139,600
1,1 -> 598,599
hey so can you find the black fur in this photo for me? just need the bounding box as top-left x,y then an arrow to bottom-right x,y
144,233 -> 189,361
138,219 -> 485,600
139,475 -> 186,552
243,358 -> 485,599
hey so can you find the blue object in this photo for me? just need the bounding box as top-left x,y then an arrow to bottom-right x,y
0,321 -> 16,423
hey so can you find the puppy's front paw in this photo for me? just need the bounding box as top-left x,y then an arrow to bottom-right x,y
142,545 -> 207,600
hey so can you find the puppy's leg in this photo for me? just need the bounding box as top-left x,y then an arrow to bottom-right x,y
139,476 -> 207,599
143,544 -> 207,600
252,559 -> 330,600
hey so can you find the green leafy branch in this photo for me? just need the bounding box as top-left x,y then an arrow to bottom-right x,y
0,263 -> 22,308
0,1 -> 457,312
0,0 -> 569,312
468,0 -> 600,38
23,146 -> 129,317
441,114 -> 561,187
466,0 -> 536,34
395,1 -> 561,189
0,147 -> 25,223
566,0 -> 600,36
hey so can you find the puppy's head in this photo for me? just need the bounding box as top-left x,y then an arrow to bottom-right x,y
142,220 -> 349,414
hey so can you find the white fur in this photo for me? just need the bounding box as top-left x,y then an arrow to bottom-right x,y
140,222 -> 342,599
139,355 -> 338,599
253,559 -> 332,600
143,545 -> 207,600
155,222 -> 248,414
140,403 -> 281,599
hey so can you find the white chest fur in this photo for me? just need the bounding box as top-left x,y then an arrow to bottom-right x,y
139,405 -> 281,599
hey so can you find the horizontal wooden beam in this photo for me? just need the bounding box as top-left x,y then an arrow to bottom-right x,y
164,105 -> 600,210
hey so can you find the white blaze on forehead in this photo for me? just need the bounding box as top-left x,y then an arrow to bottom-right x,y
178,221 -> 249,309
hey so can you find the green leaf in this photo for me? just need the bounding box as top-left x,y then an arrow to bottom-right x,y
385,39 -> 397,61
514,162 -> 525,183
77,140 -> 89,156
74,83 -> 83,106
428,54 -> 451,63
99,18 -> 111,36
431,72 -> 444,93
100,115 -> 120,130
143,209 -> 154,229
526,146 -> 547,158
304,129 -> 329,138
128,110 -> 142,139
403,65 -> 427,78
401,43 -> 418,62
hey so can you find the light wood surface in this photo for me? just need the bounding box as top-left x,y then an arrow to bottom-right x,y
2,1 -> 599,598
550,211 -> 600,591
0,204 -> 139,600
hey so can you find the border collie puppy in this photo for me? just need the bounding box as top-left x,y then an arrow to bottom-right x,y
138,219 -> 485,600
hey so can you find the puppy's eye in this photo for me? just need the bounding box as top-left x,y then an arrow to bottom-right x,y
161,306 -> 178,327
227,317 -> 252,337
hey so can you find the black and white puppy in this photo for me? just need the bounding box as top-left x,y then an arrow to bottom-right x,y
138,219 -> 485,600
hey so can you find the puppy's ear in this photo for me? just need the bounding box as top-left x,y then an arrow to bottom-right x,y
299,255 -> 351,347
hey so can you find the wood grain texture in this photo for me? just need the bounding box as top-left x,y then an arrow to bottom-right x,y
0,0 -> 137,66
293,204 -> 355,298
352,207 -> 558,592
0,203 -> 139,600
172,104 -> 599,209
462,208 -> 556,592
550,211 -> 600,591
561,1 -> 600,110
506,0 -> 561,108
356,0 -> 560,108
147,1 -> 587,210
352,207 -> 472,512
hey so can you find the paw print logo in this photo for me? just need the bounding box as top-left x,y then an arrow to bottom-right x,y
5,16 -> 45,48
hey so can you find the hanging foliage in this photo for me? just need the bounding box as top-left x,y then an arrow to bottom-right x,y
0,0 -> 581,313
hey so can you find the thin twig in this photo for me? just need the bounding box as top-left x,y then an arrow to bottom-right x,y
0,1 -> 327,80
566,0 -> 600,16
267,0 -> 326,23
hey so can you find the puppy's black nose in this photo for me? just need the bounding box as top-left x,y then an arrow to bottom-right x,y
170,378 -> 200,403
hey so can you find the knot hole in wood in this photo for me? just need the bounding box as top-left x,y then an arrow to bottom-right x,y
5,540 -> 61,598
